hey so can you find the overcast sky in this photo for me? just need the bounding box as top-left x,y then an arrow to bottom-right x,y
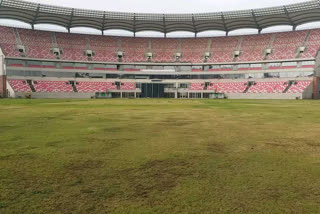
27,0 -> 307,13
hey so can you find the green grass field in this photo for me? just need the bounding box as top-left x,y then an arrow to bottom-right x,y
1,99 -> 320,213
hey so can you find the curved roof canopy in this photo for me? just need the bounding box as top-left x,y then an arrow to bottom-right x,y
1,0 -> 320,34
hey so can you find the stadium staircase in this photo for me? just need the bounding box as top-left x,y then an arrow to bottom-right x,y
70,81 -> 78,92
243,82 -> 252,93
297,30 -> 312,58
283,81 -> 293,93
27,80 -> 36,92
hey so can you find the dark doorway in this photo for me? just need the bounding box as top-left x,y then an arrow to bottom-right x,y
141,83 -> 165,98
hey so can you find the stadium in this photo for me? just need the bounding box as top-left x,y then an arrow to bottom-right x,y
0,0 -> 319,99
1,0 -> 320,213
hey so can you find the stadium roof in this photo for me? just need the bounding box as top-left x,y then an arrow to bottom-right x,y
1,0 -> 320,34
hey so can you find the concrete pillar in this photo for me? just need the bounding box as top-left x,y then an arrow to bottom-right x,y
313,77 -> 320,100
120,92 -> 123,99
134,91 -> 137,98
175,82 -> 178,99
0,49 -> 6,98
1,75 -> 6,98
201,92 -> 203,99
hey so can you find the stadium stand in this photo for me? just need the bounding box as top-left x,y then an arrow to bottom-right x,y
76,81 -> 108,93
18,28 -> 56,59
0,26 -> 20,57
209,37 -> 239,63
88,35 -> 119,62
121,37 -> 149,62
55,33 -> 88,61
180,38 -> 208,63
237,34 -> 272,62
120,82 -> 136,90
107,82 -> 118,90
247,81 -> 288,93
267,31 -> 307,60
8,79 -> 32,92
301,29 -> 320,58
151,38 -> 178,62
33,80 -> 74,93
287,81 -> 312,93
208,82 -> 248,93
190,83 -> 205,90
0,27 -> 319,63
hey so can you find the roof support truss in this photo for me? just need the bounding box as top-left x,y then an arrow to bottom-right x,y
31,4 -> 40,30
163,14 -> 167,38
221,13 -> 228,36
251,10 -> 261,33
284,6 -> 296,30
192,14 -> 197,37
102,12 -> 106,35
67,8 -> 74,33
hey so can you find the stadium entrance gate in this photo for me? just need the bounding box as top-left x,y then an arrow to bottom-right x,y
141,83 -> 165,98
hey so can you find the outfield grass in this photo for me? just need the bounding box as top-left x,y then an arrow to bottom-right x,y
1,99 -> 320,213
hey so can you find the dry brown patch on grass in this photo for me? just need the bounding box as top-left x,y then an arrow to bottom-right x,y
120,159 -> 195,201
207,143 -> 226,153
65,160 -> 104,171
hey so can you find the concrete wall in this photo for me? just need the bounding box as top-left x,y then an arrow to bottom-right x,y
303,82 -> 313,99
14,92 -> 95,99
226,93 -> 303,100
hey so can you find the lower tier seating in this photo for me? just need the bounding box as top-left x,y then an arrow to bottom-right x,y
120,82 -> 136,90
287,81 -> 312,93
6,79 -> 312,95
76,82 -> 107,93
33,80 -> 74,92
208,82 -> 247,93
247,82 -> 287,93
190,83 -> 205,90
8,79 -> 32,92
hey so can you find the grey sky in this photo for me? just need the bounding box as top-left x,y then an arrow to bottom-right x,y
27,0 -> 307,13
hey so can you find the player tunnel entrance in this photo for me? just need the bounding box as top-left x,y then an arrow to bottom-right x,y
141,83 -> 165,98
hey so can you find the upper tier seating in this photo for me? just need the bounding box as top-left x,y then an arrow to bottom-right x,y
18,28 -> 56,59
208,37 -> 239,63
237,34 -> 272,62
33,80 -> 73,92
55,33 -> 88,61
0,26 -> 20,57
121,37 -> 149,62
208,82 -> 247,93
76,82 -> 108,93
247,81 -> 287,93
180,38 -> 208,63
189,83 -> 205,90
300,29 -> 320,58
1,26 -> 319,63
8,79 -> 32,92
286,81 -> 312,93
88,35 -> 118,62
268,31 -> 307,60
151,38 -> 178,62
